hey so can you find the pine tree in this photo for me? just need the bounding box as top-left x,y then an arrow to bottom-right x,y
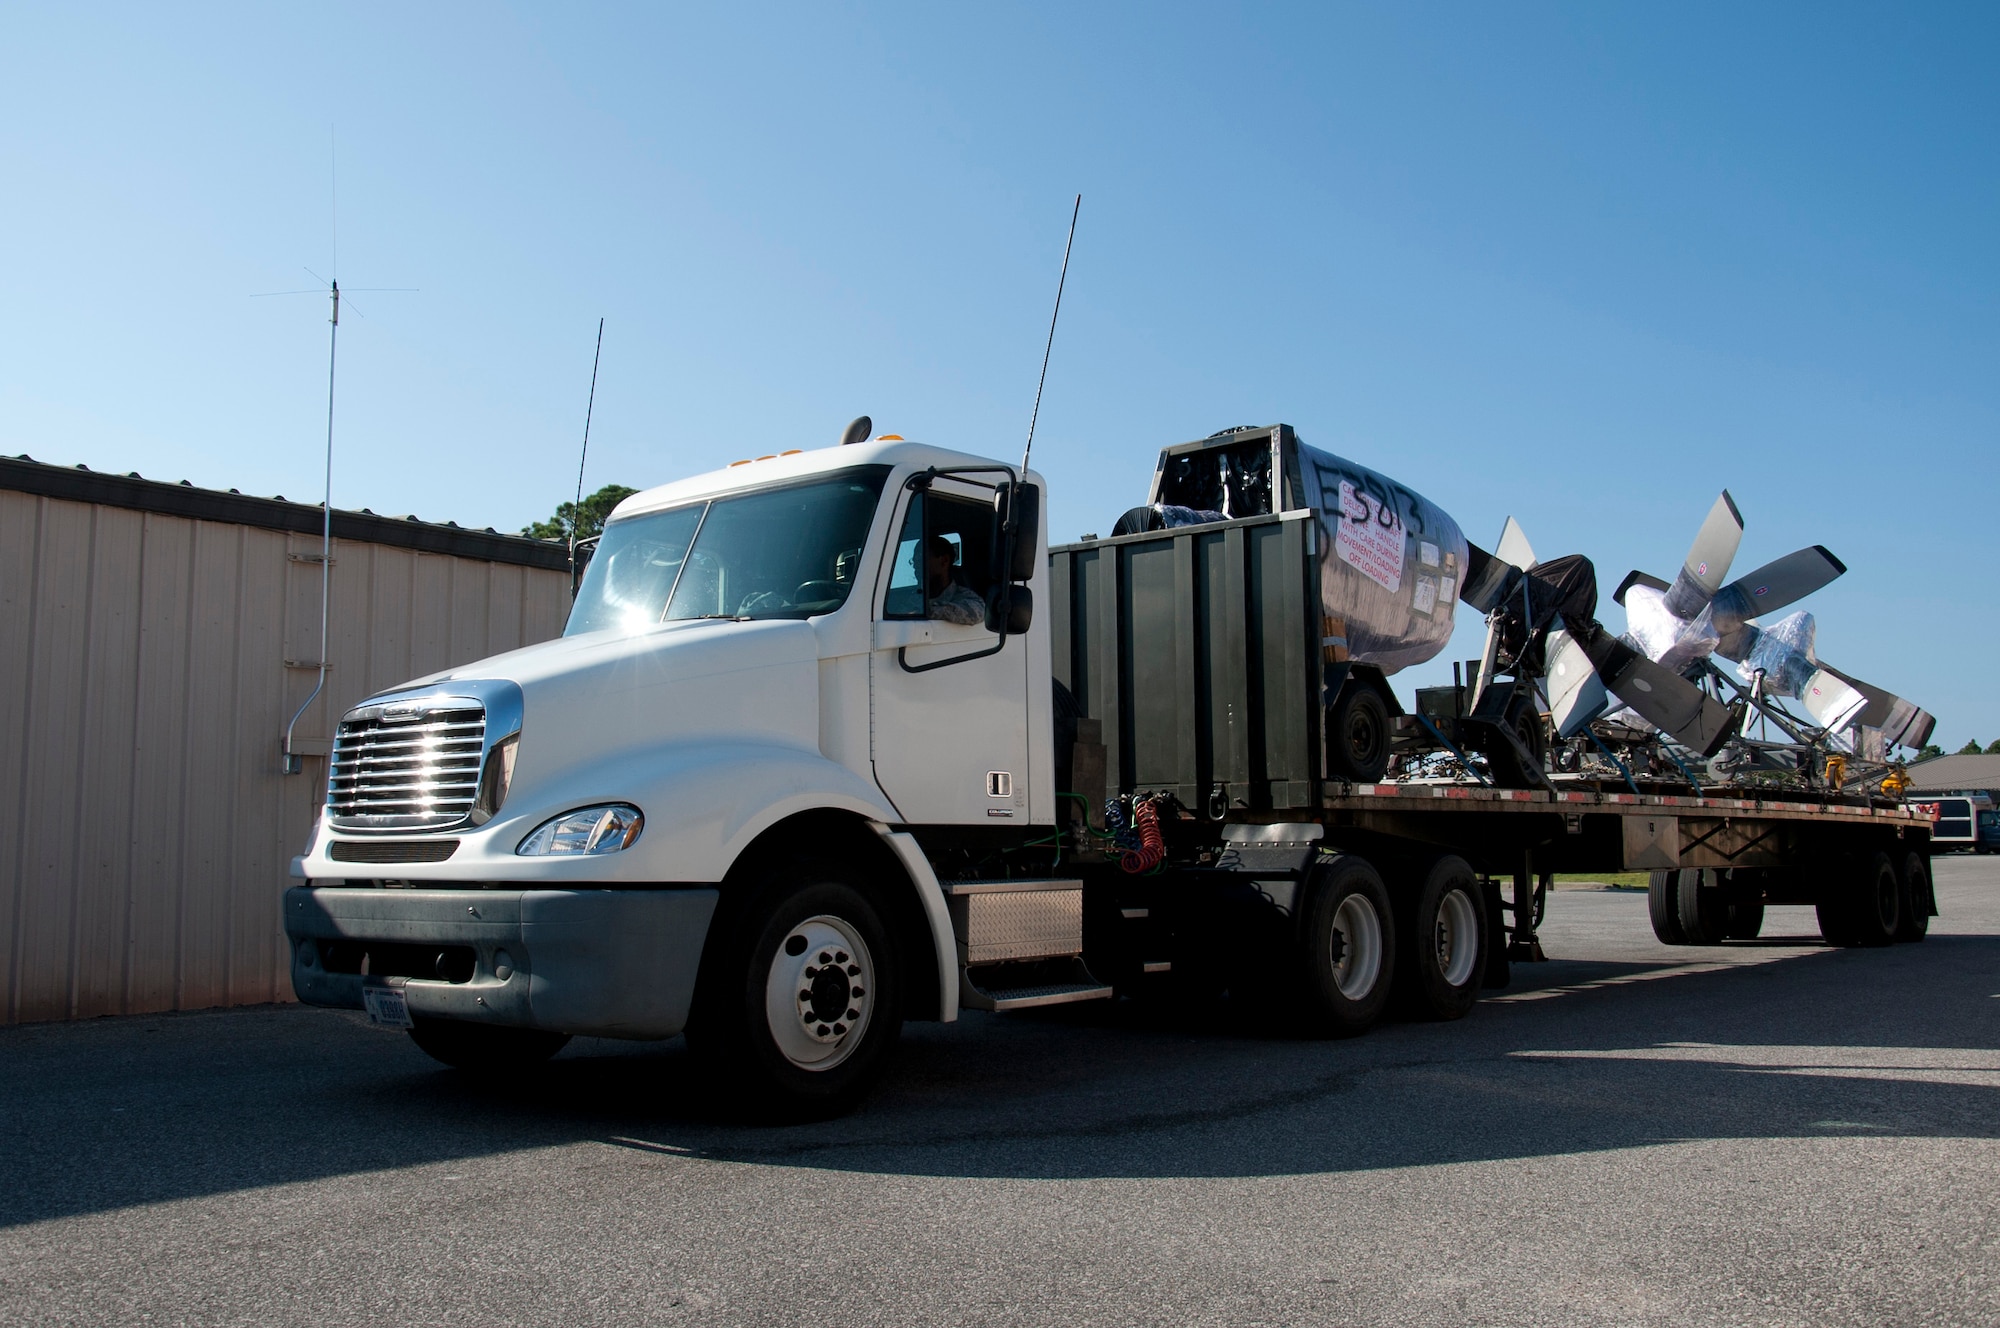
523,483 -> 638,543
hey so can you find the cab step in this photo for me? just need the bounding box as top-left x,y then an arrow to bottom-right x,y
960,956 -> 1113,1012
943,878 -> 1111,1011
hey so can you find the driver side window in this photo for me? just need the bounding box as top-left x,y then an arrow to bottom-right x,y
882,490 -> 996,625
884,497 -> 927,619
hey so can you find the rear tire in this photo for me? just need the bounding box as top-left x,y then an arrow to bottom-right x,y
1327,686 -> 1391,784
1481,877 -> 1513,989
407,1019 -> 570,1072
1395,855 -> 1486,1021
687,861 -> 904,1119
1675,868 -> 1731,945
1290,856 -> 1396,1037
1895,851 -> 1932,942
1723,901 -> 1765,940
1817,851 -> 1899,948
1649,870 -> 1688,945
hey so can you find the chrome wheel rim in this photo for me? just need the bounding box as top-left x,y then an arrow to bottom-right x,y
1435,887 -> 1479,987
1329,893 -> 1384,1000
764,914 -> 874,1072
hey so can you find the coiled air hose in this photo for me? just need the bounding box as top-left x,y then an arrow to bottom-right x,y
1119,797 -> 1167,874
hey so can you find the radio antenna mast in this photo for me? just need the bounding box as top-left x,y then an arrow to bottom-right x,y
265,130 -> 416,772
569,318 -> 606,585
1020,193 -> 1081,479
281,278 -> 341,774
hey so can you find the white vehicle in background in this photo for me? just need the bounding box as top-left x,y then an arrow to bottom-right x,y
1908,795 -> 1993,853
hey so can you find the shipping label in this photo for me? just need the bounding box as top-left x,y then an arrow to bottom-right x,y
1335,480 -> 1405,593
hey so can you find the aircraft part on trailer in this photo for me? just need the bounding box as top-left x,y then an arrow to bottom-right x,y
1146,429 -> 1468,676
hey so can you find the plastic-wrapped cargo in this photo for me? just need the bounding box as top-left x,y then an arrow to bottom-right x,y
1144,425 -> 1468,675
1734,611 -> 1818,698
1622,584 -> 1721,674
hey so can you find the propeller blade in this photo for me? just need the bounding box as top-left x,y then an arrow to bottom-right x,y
1581,633 -> 1737,755
1662,491 -> 1743,620
1815,662 -> 1937,750
1612,570 -> 1670,607
1546,629 -> 1610,738
1458,541 -> 1514,613
1494,516 -> 1536,571
1706,546 -> 1846,629
1800,669 -> 1868,734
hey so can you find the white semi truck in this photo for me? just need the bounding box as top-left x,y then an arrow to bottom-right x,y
287,425 -> 1935,1116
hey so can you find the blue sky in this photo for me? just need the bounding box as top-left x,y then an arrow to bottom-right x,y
3,4 -> 1995,745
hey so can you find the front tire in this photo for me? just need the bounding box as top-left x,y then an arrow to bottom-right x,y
687,863 -> 903,1119
1289,856 -> 1395,1037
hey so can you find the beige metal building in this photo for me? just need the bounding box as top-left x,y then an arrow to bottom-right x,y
0,457 -> 572,1024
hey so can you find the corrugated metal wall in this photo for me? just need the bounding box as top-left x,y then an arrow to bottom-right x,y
0,489 -> 570,1024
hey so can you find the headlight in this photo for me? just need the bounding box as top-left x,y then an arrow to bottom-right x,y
515,803 -> 644,856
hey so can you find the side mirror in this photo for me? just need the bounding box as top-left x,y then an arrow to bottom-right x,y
986,584 -> 1034,635
993,483 -> 1041,584
569,535 -> 601,598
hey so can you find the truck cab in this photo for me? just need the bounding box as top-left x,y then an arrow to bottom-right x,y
289,438 -> 1052,1112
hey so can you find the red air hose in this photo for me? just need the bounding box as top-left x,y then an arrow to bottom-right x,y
1120,798 -> 1166,874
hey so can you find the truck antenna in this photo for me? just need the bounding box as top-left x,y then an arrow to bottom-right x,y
569,317 -> 606,587
1020,193 -> 1081,480
280,277 -> 341,775
261,131 -> 416,773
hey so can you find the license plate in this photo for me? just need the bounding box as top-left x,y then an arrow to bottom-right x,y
362,985 -> 414,1029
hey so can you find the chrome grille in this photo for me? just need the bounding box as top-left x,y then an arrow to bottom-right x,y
327,700 -> 487,829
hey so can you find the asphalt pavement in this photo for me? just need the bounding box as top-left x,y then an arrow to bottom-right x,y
3,858 -> 1998,1327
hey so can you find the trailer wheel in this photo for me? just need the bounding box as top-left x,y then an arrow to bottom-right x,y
1674,868 -> 1732,945
1480,877 -> 1512,988
1817,851 -> 1899,948
687,860 -> 903,1119
1396,855 -> 1486,1020
1327,686 -> 1390,784
1894,851 -> 1932,942
407,1018 -> 570,1072
1291,856 -> 1395,1036
1648,871 -> 1688,945
1483,694 -> 1547,790
1723,902 -> 1765,940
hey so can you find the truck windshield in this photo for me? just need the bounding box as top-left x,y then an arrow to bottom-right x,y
565,467 -> 890,636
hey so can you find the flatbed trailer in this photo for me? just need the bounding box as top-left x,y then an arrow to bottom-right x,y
1048,510 -> 1935,974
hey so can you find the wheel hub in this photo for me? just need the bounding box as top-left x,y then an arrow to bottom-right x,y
1329,893 -> 1383,1000
799,947 -> 864,1040
764,916 -> 874,1070
1434,887 -> 1479,987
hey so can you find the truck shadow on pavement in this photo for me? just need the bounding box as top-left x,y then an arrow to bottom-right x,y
4,934 -> 1997,1227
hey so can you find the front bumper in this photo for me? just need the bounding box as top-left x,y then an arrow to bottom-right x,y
285,886 -> 719,1040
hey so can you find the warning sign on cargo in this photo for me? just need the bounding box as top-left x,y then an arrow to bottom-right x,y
1335,480 -> 1404,593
